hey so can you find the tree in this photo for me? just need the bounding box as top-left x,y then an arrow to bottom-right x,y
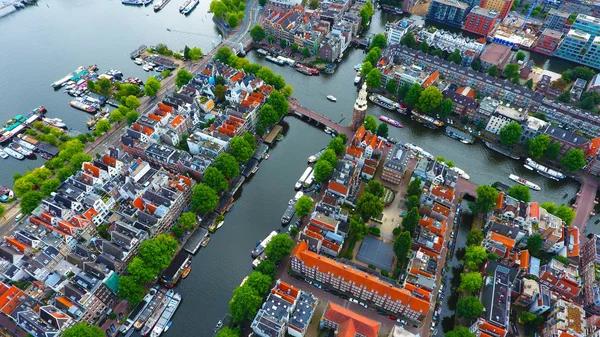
255,260 -> 277,278
256,66 -> 275,83
279,38 -> 288,49
456,296 -> 484,320
295,195 -> 313,217
40,178 -> 61,196
393,231 -> 412,266
400,32 -> 417,49
95,119 -> 111,134
229,285 -> 263,323
407,177 -> 422,197
485,65 -> 499,77
366,68 -> 382,88
191,183 -> 219,214
127,257 -> 156,283
544,141 -> 561,160
172,225 -> 183,238
265,233 -> 294,262
57,166 -> 74,182
469,184 -> 498,214
446,327 -> 475,337
364,47 -> 381,66
246,271 -> 273,295
557,90 -> 571,103
20,191 -> 43,214
291,43 -> 299,54
189,47 -> 202,61
144,77 -> 162,97
109,110 -> 124,123
471,58 -> 482,71
554,205 -> 576,226
229,136 -> 254,163
267,91 -> 289,117
417,86 -> 443,113
385,79 -> 397,95
214,153 -> 240,179
447,49 -> 462,65
96,78 -> 113,97
404,83 -> 422,107
498,122 -> 522,146
226,12 -> 240,28
302,47 -> 310,57
507,184 -> 531,202
562,148 -> 586,171
369,33 -> 387,50
528,134 -> 550,159
569,66 -> 596,81
328,137 -> 345,156
459,272 -> 483,293
397,83 -> 411,100
360,61 -> 373,77
363,115 -> 377,133
349,216 -> 368,240
215,328 -> 241,337
178,212 -> 197,231
203,167 -> 228,193
313,159 -> 333,182
124,95 -> 140,110
438,98 -> 454,118
376,122 -> 389,138
359,0 -> 374,29
356,192 -> 383,220
464,246 -> 488,270
366,180 -> 384,197
183,45 -> 191,59
62,323 -> 104,337
524,78 -> 533,90
431,48 -> 443,57
175,69 -> 194,87
126,110 -> 140,125
70,153 -> 92,169
281,85 -> 293,97
527,233 -> 543,254
463,230 -> 484,248
419,40 -> 430,54
117,275 -> 144,305
503,64 -> 520,80
405,195 -> 420,211
320,149 -> 338,168
0,205 -> 4,219
137,234 -> 178,274
402,207 -> 420,234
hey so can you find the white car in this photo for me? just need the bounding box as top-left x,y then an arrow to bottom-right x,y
349,298 -> 359,304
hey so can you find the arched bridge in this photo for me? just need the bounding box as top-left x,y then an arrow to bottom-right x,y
288,99 -> 355,139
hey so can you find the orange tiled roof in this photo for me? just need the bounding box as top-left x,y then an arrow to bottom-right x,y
432,203 -> 451,217
422,70 -> 439,89
489,232 -> 515,256
567,227 -> 579,257
323,302 -> 380,337
495,193 -> 504,210
518,250 -> 530,269
529,202 -> 540,219
431,186 -> 454,202
479,320 -> 507,336
328,181 -> 348,196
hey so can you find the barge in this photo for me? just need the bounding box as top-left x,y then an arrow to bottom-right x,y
509,174 -> 541,191
484,141 -> 520,160
524,158 -> 566,181
410,110 -> 444,129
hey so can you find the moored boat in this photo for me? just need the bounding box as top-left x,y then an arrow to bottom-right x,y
42,117 -> 67,129
179,0 -> 191,12
410,110 -> 444,129
308,148 -> 326,164
525,158 -> 566,181
295,167 -> 313,190
135,288 -> 165,330
450,167 -> 470,180
0,149 -> 7,159
327,95 -> 337,102
3,146 -> 23,160
200,235 -> 210,247
509,174 -> 541,191
9,142 -> 33,158
282,203 -> 296,224
14,138 -> 36,152
150,292 -> 181,337
369,94 -> 400,111
379,115 -> 403,128
141,290 -> 174,336
252,230 -> 279,258
153,0 -> 171,10
122,0 -> 143,5
69,100 -> 96,113
181,0 -> 198,14
181,265 -> 191,279
354,73 -> 361,84
484,141 -> 520,160
0,106 -> 46,144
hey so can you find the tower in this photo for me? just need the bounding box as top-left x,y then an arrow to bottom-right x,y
350,83 -> 368,131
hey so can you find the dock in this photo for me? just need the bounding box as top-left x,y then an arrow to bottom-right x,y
184,228 -> 208,255
264,125 -> 283,145
130,45 -> 148,60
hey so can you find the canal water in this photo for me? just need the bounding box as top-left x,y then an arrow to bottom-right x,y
0,2 -> 591,336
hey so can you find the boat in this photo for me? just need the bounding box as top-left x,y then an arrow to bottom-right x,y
354,64 -> 362,71
525,158 -> 566,181
122,0 -> 143,5
509,174 -> 541,191
142,64 -> 153,72
141,290 -> 174,336
3,146 -> 23,160
150,292 -> 181,337
265,55 -> 285,65
411,110 -> 444,129
134,288 -> 164,330
264,153 -> 270,160
164,322 -> 172,333
450,167 -> 470,180
181,265 -> 192,279
134,58 -> 143,65
354,73 -> 361,84
0,149 -> 7,159
295,64 -> 319,75
308,148 -> 326,164
214,320 -> 223,332
9,142 -> 33,158
69,100 -> 96,113
295,167 -> 313,190
0,106 -> 46,144
289,191 -> 304,205
14,139 -> 36,152
200,235 -> 210,247
141,0 -> 153,5
251,230 -> 279,258
327,95 -> 337,102
460,139 -> 470,144
42,117 -> 67,129
252,254 -> 265,269
446,126 -> 475,144
217,221 -> 224,229
379,115 -> 403,128
0,185 -> 14,203
179,0 -> 191,12
369,94 -> 401,111
282,203 -> 296,224
181,0 -> 198,14
484,141 -> 520,160
153,0 -> 170,10
51,73 -> 74,88
252,165 -> 259,174
122,289 -> 157,335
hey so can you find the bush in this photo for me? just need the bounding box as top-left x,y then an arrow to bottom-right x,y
368,264 -> 377,270
368,226 -> 381,236
392,227 -> 401,236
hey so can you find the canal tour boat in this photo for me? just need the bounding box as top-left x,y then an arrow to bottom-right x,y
369,94 -> 400,111
327,95 -> 337,102
524,158 -> 566,181
509,174 -> 541,191
379,115 -> 403,128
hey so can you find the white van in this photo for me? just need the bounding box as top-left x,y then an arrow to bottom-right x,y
15,213 -> 23,221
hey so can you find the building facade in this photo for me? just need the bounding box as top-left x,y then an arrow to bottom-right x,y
463,7 -> 500,36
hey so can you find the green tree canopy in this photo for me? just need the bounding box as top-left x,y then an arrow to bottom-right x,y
527,233 -> 543,254
259,104 -> 279,127
386,79 -> 397,95
229,285 -> 263,323
229,136 -> 254,163
255,260 -> 277,278
407,177 -> 422,197
393,231 -> 412,266
405,195 -> 420,211
281,85 -> 294,97
561,148 -> 586,171
215,327 -> 241,337
404,83 -> 422,107
417,86 -> 443,113
485,65 -> 499,77
356,192 -> 383,220
302,47 -> 311,57
464,246 -> 488,270
457,296 -> 484,320
400,32 -> 417,48
126,110 -> 140,125
214,153 -> 240,178
313,159 -> 334,182
265,233 -> 294,262
447,49 -> 462,65
328,137 -> 346,156
466,229 -> 484,246
214,84 -> 226,101
189,47 -> 203,61
402,207 -> 421,234
503,63 -> 521,80
359,0 -> 374,29
459,272 -> 483,293
95,119 -> 111,134
144,77 -> 162,97
439,98 -> 454,117
364,115 -> 377,133
419,40 -> 430,54
507,184 -> 531,202
127,257 -> 156,283
320,149 -> 338,167
117,275 -> 144,305
446,327 -> 475,337
364,47 -> 381,65
178,211 -> 197,230
295,195 -> 314,217
365,180 -> 384,197
62,323 -> 104,337
557,90 -> 571,103
376,122 -> 389,137
109,109 -> 125,123
175,69 -> 194,87
499,122 -> 522,146
267,91 -> 289,117
370,33 -> 387,49
528,134 -> 550,159
365,68 -> 382,88
21,191 -> 43,214
40,178 -> 61,196
544,141 -> 561,160
360,61 -> 373,77
246,271 -> 273,295
191,183 -> 219,214
515,51 -> 526,61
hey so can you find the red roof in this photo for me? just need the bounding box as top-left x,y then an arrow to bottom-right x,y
323,302 -> 380,337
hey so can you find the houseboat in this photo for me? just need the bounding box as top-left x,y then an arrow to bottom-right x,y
141,290 -> 174,336
410,110 -> 444,129
69,100 -> 97,113
150,292 -> 181,337
445,126 -> 474,144
121,289 -> 157,335
251,230 -> 279,258
308,148 -> 325,164
0,106 -> 46,144
368,94 -> 400,111
3,146 -> 23,160
9,142 -> 33,158
524,158 -> 566,181
295,167 -> 313,190
295,64 -> 319,75
282,203 -> 296,224
161,251 -> 191,288
484,141 -> 520,160
134,288 -> 166,330
509,174 -> 541,191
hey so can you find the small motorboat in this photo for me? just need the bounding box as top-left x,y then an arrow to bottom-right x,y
252,166 -> 259,174
0,150 -> 7,159
164,322 -> 172,332
264,153 -> 270,160
134,58 -> 143,65
460,139 -> 470,144
327,95 -> 337,102
42,117 -> 67,129
217,221 -> 224,229
214,320 -> 223,331
182,265 -> 191,279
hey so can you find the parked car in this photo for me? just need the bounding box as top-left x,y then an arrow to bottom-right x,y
387,315 -> 397,320
349,298 -> 359,304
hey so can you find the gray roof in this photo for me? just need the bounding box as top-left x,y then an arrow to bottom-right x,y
545,125 -> 588,145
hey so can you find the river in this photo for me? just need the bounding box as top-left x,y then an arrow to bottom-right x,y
0,2 -> 591,336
